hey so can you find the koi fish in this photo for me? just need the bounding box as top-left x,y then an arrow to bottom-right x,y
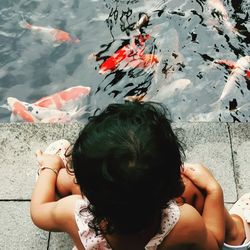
19,20 -> 80,43
7,97 -> 38,122
6,86 -> 91,122
99,34 -> 158,74
207,0 -> 237,33
34,86 -> 91,111
215,58 -> 250,78
119,53 -> 159,71
7,97 -> 85,123
215,56 -> 250,101
134,13 -> 149,30
153,79 -> 191,101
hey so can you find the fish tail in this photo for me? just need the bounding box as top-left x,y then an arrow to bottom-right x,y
70,106 -> 88,119
19,20 -> 32,30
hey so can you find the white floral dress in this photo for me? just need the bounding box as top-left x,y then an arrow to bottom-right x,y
73,198 -> 180,250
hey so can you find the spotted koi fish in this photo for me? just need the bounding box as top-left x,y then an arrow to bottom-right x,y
214,56 -> 250,101
6,86 -> 91,122
19,20 -> 80,43
99,34 -> 158,74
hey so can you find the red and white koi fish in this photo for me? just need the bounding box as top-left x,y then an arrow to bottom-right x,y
215,58 -> 250,78
119,53 -> 159,71
99,34 -> 158,74
6,86 -> 91,122
7,97 -> 86,123
19,20 -> 80,43
7,97 -> 38,122
207,0 -> 237,33
34,86 -> 91,111
214,56 -> 250,101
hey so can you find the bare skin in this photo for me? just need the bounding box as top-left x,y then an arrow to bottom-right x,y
31,151 -> 226,250
179,170 -> 246,246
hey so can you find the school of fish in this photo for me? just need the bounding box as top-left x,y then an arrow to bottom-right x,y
2,0 -> 249,122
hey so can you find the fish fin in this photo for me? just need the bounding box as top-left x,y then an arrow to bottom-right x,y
70,106 -> 88,119
19,20 -> 32,29
10,113 -> 21,122
0,103 -> 10,111
214,59 -> 236,69
210,99 -> 222,111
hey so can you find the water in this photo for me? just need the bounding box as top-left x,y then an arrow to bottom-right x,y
0,0 -> 249,122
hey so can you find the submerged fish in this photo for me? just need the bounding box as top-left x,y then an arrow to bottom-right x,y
215,59 -> 250,79
99,34 -> 158,74
34,86 -> 91,111
153,79 -> 191,101
133,13 -> 150,30
7,97 -> 38,122
207,0 -> 237,34
6,86 -> 91,123
215,56 -> 250,101
19,20 -> 80,43
7,97 -> 85,123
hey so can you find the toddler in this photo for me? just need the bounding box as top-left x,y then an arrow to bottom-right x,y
31,101 -> 249,250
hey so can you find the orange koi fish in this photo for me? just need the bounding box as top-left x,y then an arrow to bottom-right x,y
99,34 -> 158,74
34,86 -> 91,110
214,56 -> 250,101
19,20 -> 80,43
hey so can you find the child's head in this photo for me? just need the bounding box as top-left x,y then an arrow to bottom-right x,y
72,101 -> 184,234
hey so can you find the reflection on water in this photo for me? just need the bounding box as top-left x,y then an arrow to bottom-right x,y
0,0 -> 249,122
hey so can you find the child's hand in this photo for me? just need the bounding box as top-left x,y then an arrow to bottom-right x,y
36,150 -> 64,172
180,174 -> 205,214
182,163 -> 221,194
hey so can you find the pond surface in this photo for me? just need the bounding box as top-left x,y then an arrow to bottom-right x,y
0,0 -> 249,122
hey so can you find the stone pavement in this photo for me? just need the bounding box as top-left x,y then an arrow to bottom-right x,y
0,122 -> 249,249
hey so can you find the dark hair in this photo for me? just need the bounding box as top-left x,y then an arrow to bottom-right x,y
72,101 -> 185,235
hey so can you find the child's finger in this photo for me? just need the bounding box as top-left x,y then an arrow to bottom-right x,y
35,149 -> 43,158
182,166 -> 194,178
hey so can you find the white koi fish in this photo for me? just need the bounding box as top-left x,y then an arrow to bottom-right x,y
134,13 -> 150,30
215,56 -> 250,101
19,20 -> 80,44
153,79 -> 191,101
207,0 -> 237,33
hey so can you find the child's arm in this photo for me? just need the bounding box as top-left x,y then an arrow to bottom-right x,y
182,164 -> 225,248
30,150 -> 81,232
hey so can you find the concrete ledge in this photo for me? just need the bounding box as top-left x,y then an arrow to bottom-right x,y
0,122 -> 249,249
0,201 -> 48,250
229,123 -> 250,197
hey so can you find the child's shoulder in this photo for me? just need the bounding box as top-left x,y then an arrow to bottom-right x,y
160,203 -> 207,249
53,195 -> 83,229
